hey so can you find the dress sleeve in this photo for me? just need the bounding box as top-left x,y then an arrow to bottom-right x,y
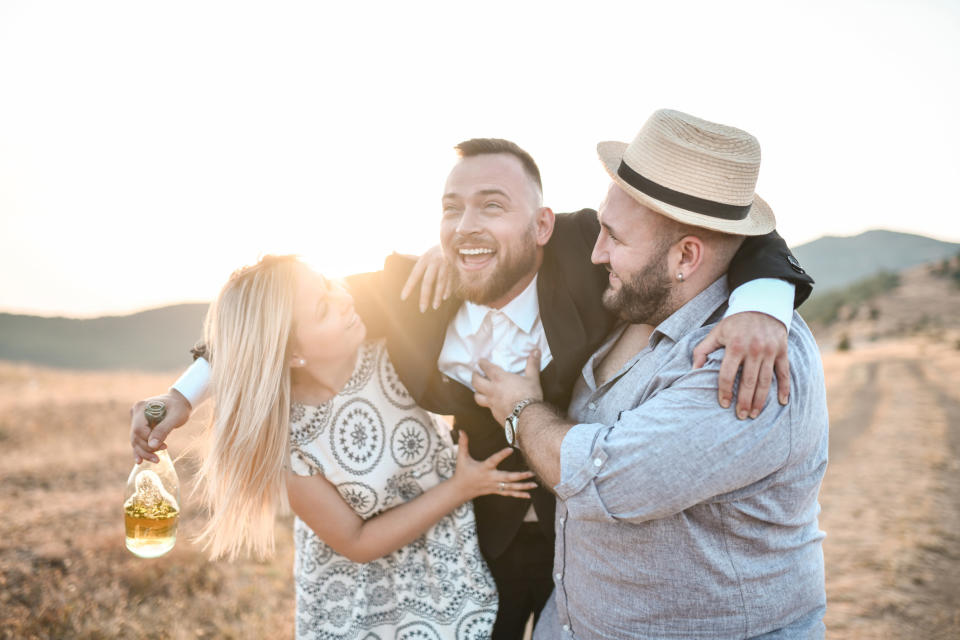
290,447 -> 325,477
289,404 -> 329,477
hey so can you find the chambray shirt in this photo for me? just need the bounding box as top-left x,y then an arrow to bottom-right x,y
536,278 -> 828,640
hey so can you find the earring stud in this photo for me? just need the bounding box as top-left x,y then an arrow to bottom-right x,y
677,272 -> 684,282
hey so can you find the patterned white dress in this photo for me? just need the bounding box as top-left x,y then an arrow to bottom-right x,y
288,339 -> 498,640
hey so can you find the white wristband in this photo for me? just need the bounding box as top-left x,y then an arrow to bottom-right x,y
724,278 -> 796,330
170,357 -> 211,409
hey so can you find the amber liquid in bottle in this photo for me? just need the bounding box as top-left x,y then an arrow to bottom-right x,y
125,401 -> 180,558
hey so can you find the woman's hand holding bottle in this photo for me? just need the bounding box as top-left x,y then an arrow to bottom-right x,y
130,391 -> 192,463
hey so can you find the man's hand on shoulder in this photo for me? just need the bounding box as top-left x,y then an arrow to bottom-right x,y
129,390 -> 192,463
692,311 -> 790,419
399,246 -> 455,312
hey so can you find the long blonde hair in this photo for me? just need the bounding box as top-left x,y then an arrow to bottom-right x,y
194,255 -> 301,560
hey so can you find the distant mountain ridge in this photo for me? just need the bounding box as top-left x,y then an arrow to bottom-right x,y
0,303 -> 208,371
2,229 -> 959,371
792,229 -> 960,293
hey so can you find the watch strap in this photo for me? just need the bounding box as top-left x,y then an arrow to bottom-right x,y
506,397 -> 540,445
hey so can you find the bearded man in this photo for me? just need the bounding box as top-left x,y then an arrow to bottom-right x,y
131,135 -> 814,638
475,111 -> 828,639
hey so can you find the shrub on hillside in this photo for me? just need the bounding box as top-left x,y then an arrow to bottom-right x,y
837,333 -> 852,351
800,271 -> 901,326
930,251 -> 960,288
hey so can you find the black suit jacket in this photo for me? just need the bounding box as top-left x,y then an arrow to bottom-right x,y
347,209 -> 813,559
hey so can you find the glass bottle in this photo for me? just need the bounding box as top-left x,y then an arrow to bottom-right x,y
124,400 -> 181,558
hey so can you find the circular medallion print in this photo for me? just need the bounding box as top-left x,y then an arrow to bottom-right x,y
378,347 -> 416,409
387,472 -> 424,503
330,398 -> 385,475
339,341 -> 377,395
295,522 -> 333,572
336,481 -> 378,517
397,621 -> 443,640
290,402 -> 306,424
390,417 -> 431,467
435,447 -> 457,480
290,401 -> 333,446
456,610 -> 496,639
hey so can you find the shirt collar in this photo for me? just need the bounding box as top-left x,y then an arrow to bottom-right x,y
463,274 -> 541,334
652,277 -> 730,344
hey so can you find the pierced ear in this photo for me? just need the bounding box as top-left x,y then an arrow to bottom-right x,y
676,236 -> 705,274
289,354 -> 306,368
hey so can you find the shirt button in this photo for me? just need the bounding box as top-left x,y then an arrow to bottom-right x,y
593,458 -> 602,467
563,624 -> 570,632
588,401 -> 596,410
559,517 -> 565,524
555,573 -> 562,581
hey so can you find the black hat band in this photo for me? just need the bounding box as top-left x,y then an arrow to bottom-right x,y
617,161 -> 752,221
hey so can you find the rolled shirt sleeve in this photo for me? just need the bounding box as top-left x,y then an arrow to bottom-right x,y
555,422 -> 613,522
555,356 -> 793,524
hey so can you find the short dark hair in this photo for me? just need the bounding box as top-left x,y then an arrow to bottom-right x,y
453,138 -> 543,196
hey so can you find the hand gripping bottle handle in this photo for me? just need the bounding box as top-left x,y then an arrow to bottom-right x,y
124,400 -> 181,558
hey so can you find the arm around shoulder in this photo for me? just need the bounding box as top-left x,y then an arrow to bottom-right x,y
728,230 -> 814,307
344,254 -> 420,339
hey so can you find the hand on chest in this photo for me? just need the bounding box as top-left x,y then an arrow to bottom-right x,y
438,306 -> 553,391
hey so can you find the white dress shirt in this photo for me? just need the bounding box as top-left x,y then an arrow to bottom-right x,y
437,275 -> 553,390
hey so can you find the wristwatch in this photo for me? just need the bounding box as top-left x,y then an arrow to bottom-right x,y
504,398 -> 539,447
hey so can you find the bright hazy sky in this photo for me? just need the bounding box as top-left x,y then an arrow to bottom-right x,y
1,0 -> 958,317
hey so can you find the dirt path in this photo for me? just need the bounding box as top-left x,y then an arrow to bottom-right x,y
819,340 -> 960,639
824,360 -> 879,459
2,342 -> 959,638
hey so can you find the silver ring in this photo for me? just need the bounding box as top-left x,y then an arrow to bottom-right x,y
498,482 -> 505,493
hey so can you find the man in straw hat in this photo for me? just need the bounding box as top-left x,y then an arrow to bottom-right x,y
474,109 -> 828,638
132,126 -> 815,636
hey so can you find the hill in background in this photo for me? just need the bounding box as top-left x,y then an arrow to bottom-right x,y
2,228 -> 959,371
0,303 -> 208,371
802,254 -> 960,351
792,229 -> 960,292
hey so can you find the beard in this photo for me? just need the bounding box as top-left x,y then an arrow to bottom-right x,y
452,226 -> 539,306
602,245 -> 676,325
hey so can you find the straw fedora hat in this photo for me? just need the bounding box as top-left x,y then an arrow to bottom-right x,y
597,109 -> 775,236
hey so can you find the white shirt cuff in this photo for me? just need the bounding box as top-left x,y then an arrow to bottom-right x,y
724,278 -> 795,330
170,357 -> 211,409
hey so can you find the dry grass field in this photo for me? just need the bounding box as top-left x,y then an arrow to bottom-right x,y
0,365 -> 295,639
1,336 -> 959,639
818,337 -> 960,639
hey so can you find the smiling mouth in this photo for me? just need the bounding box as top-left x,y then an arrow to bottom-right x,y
457,247 -> 496,269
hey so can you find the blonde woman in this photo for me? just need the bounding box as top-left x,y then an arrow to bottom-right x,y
137,255 -> 535,639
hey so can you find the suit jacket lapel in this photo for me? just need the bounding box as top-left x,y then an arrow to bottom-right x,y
537,256 -> 588,393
